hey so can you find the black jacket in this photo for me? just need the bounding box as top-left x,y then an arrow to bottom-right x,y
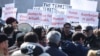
46,43 -> 67,56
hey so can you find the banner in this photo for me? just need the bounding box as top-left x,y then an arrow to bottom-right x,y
66,9 -> 80,23
1,3 -> 17,21
43,2 -> 71,9
41,11 -> 52,25
52,14 -> 66,28
27,9 -> 41,25
80,11 -> 98,26
17,13 -> 28,23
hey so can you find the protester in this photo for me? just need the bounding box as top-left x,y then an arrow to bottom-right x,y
46,31 -> 68,56
4,17 -> 21,47
3,24 -> 15,47
9,32 -> 25,55
33,26 -> 47,47
61,22 -> 73,41
84,26 -> 97,49
74,25 -> 82,32
11,32 -> 49,56
0,33 -> 9,56
61,32 -> 89,56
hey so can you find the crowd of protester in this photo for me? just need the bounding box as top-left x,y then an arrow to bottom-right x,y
0,17 -> 100,56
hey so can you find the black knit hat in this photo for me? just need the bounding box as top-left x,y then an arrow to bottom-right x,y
6,17 -> 18,24
0,33 -> 8,43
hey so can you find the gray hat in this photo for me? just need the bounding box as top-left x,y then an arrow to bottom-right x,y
46,31 -> 61,44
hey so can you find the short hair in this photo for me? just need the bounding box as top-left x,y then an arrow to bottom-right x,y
3,24 -> 14,35
72,32 -> 86,41
16,33 -> 25,47
74,25 -> 82,30
24,32 -> 39,43
46,31 -> 61,44
63,22 -> 71,27
0,33 -> 8,43
6,17 -> 18,24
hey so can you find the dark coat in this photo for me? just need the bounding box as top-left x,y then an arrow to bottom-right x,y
84,34 -> 97,49
61,41 -> 89,56
61,31 -> 73,41
46,43 -> 67,56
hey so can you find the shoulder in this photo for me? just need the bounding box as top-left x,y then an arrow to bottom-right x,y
11,50 -> 21,56
11,50 -> 29,56
87,50 -> 97,56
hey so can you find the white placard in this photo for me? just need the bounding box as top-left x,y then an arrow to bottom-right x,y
2,8 -> 17,21
52,14 -> 66,28
80,11 -> 98,26
17,13 -> 28,23
66,9 -> 80,23
1,3 -> 17,21
41,11 -> 52,25
27,9 -> 41,25
4,8 -> 17,20
5,3 -> 15,10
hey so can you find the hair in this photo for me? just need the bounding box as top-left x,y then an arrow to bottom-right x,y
55,28 -> 61,34
0,33 -> 8,43
63,22 -> 71,27
72,32 -> 86,41
33,26 -> 45,40
74,25 -> 82,30
16,33 -> 24,47
24,32 -> 39,43
6,17 -> 18,24
46,31 -> 61,44
93,29 -> 100,37
47,27 -> 55,33
3,24 -> 14,35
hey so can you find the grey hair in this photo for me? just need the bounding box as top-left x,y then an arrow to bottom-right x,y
46,31 -> 61,44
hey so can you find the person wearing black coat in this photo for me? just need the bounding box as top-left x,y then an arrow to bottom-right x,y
46,31 -> 68,56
